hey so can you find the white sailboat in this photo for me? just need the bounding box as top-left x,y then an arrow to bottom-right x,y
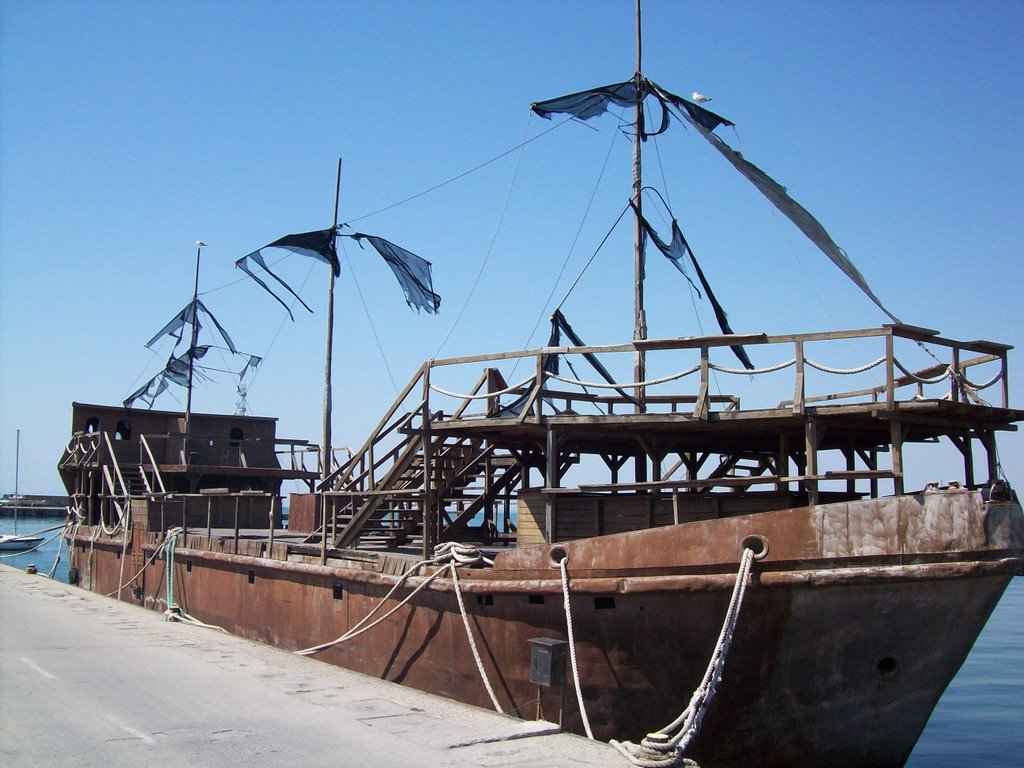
0,430 -> 45,552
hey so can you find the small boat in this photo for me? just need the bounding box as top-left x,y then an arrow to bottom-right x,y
0,532 -> 45,552
1,430 -> 44,552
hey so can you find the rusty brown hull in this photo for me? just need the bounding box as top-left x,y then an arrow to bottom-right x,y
69,488 -> 1024,768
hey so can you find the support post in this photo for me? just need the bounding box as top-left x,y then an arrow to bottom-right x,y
545,428 -> 560,544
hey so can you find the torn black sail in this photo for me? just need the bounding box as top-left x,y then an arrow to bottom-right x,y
535,74 -> 897,323
631,204 -> 754,370
349,234 -> 441,314
235,228 -> 340,319
532,77 -> 733,138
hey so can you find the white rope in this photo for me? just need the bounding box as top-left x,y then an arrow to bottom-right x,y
47,521 -> 72,578
449,560 -> 503,713
610,547 -> 756,767
295,542 -> 494,662
429,377 -> 534,401
709,359 -> 795,376
559,555 -> 594,739
105,535 -> 164,597
803,356 -> 886,375
961,369 -> 1004,391
893,359 -> 952,385
548,365 -> 700,391
296,567 -> 447,655
115,512 -> 130,600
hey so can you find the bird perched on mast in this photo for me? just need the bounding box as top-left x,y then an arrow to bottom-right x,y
691,91 -> 712,103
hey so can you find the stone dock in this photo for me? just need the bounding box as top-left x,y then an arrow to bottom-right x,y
0,563 -> 622,767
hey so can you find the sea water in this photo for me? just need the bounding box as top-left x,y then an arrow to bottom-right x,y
2,513 -> 1021,764
905,576 -> 1024,765
0,513 -> 70,581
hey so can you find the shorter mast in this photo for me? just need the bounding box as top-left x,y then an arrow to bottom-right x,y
321,158 -> 342,484
184,240 -> 205,449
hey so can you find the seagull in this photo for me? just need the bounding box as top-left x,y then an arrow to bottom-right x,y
196,241 -> 207,247
691,91 -> 712,103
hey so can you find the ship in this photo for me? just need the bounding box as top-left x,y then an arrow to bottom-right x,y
56,5 -> 1023,767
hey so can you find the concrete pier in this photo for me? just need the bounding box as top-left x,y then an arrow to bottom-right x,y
0,564 -> 622,767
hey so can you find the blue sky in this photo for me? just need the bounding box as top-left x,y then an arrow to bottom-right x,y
2,0 -> 1022,495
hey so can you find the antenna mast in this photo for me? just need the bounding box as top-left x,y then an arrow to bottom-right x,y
632,0 -> 646,409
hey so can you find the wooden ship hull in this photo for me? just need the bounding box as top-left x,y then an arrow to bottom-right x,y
59,325 -> 1024,767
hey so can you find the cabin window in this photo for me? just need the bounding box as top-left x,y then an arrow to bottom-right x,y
594,596 -> 616,610
528,595 -> 545,605
229,427 -> 244,447
85,417 -> 100,433
115,420 -> 131,441
332,583 -> 344,601
247,569 -> 256,584
476,594 -> 494,607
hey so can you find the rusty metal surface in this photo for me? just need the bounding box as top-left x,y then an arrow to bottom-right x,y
66,490 -> 1024,768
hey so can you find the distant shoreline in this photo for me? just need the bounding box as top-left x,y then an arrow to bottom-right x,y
0,495 -> 69,517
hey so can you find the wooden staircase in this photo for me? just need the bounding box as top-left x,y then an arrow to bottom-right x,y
309,367 -> 522,551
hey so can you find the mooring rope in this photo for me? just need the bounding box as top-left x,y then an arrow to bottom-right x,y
610,547 -> 756,768
449,558 -> 504,713
297,567 -> 447,655
160,527 -> 227,631
105,536 -> 164,598
294,542 -> 501,711
164,527 -> 182,616
559,555 -> 595,739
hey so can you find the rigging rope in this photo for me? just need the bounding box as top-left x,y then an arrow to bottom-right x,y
433,110 -> 534,359
610,547 -> 756,768
519,107 -> 625,355
343,116 -> 575,226
553,203 -> 633,314
339,237 -> 400,396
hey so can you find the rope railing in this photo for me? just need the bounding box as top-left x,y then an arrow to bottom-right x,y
426,326 -> 1010,416
429,376 -> 534,401
549,366 -> 701,390
893,359 -> 952,386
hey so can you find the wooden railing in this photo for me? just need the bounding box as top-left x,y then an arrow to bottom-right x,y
422,324 -> 1011,419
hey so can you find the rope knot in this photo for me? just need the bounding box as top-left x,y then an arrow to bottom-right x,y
430,541 -> 493,567
609,738 -> 698,768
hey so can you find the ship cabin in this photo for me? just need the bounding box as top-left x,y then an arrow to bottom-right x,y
58,402 -> 319,532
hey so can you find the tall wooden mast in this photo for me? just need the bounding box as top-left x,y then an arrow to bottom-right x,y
321,158 -> 343,484
632,0 -> 646,410
184,240 -> 205,449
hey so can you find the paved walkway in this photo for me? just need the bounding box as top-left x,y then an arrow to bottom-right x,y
0,564 -> 622,767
